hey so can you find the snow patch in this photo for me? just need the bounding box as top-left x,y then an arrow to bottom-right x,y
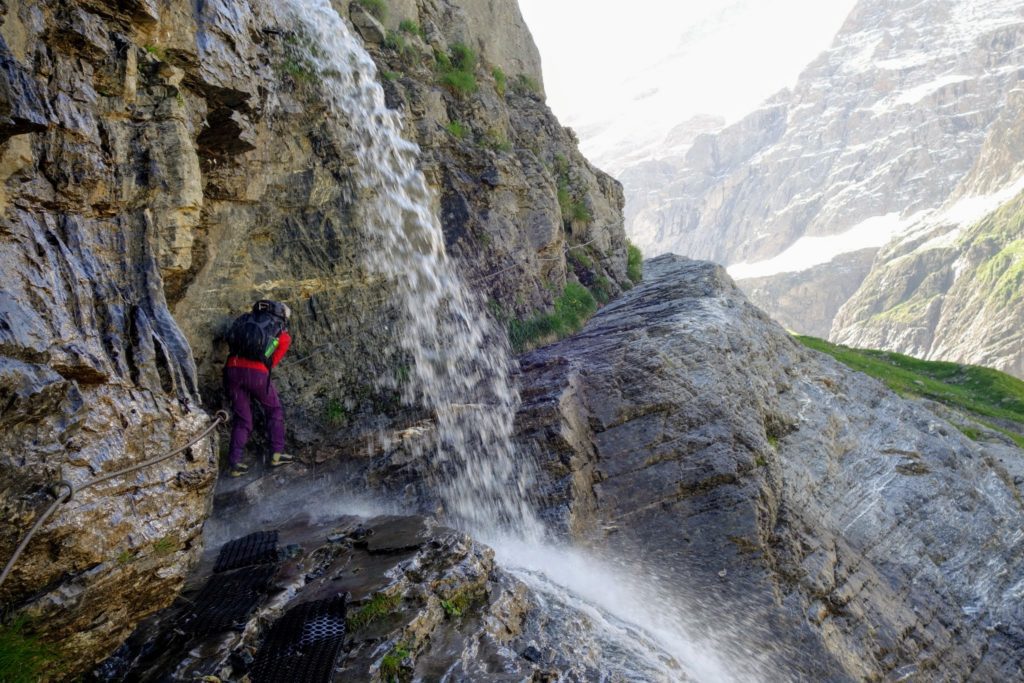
892,75 -> 972,107
911,174 -> 1024,252
728,212 -> 915,279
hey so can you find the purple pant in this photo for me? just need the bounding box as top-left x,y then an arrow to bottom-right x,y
225,367 -> 285,465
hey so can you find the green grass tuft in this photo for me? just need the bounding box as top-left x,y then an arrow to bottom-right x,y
568,249 -> 593,270
398,19 -> 423,37
796,335 -> 1024,447
152,535 -> 178,556
479,129 -> 512,152
357,0 -> 387,21
0,617 -> 61,683
553,155 -> 590,225
348,592 -> 401,631
384,30 -> 406,52
589,275 -> 612,305
325,398 -> 347,425
439,69 -> 477,95
449,43 -> 477,71
435,44 -> 478,95
143,44 -> 166,61
380,642 -> 411,681
509,282 -> 597,353
445,120 -> 469,139
627,241 -> 643,283
492,66 -> 507,97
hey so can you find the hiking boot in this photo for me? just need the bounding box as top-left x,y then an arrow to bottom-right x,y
229,463 -> 250,478
270,452 -> 294,467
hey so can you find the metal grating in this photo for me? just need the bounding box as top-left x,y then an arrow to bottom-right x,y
214,530 -> 279,573
249,596 -> 348,683
178,564 -> 277,635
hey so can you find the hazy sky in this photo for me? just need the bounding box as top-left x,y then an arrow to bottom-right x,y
518,0 -> 857,165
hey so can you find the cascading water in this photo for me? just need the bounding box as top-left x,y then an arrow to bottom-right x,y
276,3 -> 761,681
279,0 -> 541,541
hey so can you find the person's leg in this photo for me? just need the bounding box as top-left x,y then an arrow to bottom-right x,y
258,379 -> 286,455
225,367 -> 253,466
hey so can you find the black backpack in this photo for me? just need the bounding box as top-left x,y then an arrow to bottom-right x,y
227,311 -> 285,367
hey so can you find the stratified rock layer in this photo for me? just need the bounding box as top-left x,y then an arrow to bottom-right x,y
517,254 -> 1024,681
0,0 -> 627,675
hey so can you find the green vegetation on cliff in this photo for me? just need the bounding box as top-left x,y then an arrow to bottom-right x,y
627,242 -> 643,284
554,154 -> 591,224
508,282 -> 597,352
0,617 -> 61,682
797,335 -> 1024,446
436,43 -> 478,95
492,66 -> 507,97
976,239 -> 1024,307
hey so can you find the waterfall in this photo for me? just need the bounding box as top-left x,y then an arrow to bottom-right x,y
278,1 -> 541,541
275,4 -> 762,681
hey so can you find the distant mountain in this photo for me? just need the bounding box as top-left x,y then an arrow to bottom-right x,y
832,188 -> 1024,378
621,0 -> 1024,376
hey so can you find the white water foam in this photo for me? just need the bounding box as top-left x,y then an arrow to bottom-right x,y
493,538 -> 765,683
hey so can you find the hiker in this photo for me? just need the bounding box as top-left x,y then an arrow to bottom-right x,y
223,300 -> 295,477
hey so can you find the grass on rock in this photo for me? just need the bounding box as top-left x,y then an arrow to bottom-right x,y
348,592 -> 401,631
509,282 -> 597,353
627,242 -> 643,283
0,617 -> 61,683
436,43 -> 478,95
796,335 -> 1024,446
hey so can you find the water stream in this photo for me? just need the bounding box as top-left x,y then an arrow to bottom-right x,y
277,3 -> 754,680
281,0 -> 541,542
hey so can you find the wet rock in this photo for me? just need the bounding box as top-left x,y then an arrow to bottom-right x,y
363,515 -> 432,553
517,254 -> 1024,680
95,509 -> 675,682
0,0 -> 627,675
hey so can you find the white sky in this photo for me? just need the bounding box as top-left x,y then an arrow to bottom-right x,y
518,0 -> 857,168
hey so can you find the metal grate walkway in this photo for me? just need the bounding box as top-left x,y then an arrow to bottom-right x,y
214,530 -> 279,573
250,596 -> 348,682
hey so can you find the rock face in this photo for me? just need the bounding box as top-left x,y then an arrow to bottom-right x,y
0,0 -> 628,675
739,248 -> 877,338
831,186 -> 1024,379
0,1 -> 220,674
621,0 -> 1024,368
516,255 -> 1024,680
96,499 -> 690,682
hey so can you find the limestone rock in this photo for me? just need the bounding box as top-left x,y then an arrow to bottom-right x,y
349,2 -> 386,45
0,0 -> 628,675
516,254 -> 1024,680
833,189 -> 1024,378
740,248 -> 878,338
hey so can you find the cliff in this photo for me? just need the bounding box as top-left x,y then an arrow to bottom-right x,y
516,255 -> 1024,681
0,0 -> 627,675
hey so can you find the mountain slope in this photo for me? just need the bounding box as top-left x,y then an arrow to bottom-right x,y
832,188 -> 1024,377
622,0 -> 1024,367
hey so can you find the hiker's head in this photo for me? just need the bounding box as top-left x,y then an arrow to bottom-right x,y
253,299 -> 291,322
